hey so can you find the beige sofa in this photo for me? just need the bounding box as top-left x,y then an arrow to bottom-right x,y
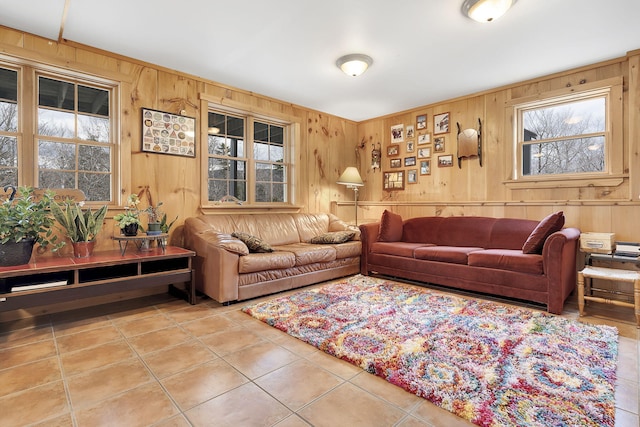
183,213 -> 361,303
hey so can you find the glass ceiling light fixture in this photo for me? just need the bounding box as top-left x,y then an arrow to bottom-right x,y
461,0 -> 517,23
336,54 -> 373,77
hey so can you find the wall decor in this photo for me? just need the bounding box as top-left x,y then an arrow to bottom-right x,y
406,125 -> 415,139
407,169 -> 418,184
406,141 -> 415,153
416,114 -> 427,130
387,144 -> 400,157
434,136 -> 445,152
438,154 -> 454,167
418,147 -> 431,158
418,133 -> 431,144
434,112 -> 450,134
404,156 -> 416,167
391,124 -> 404,143
390,158 -> 402,168
383,171 -> 405,191
142,108 -> 196,157
420,160 -> 431,175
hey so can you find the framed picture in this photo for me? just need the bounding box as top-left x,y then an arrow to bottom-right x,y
418,133 -> 431,145
406,141 -> 415,153
420,160 -> 431,175
387,144 -> 400,157
404,156 -> 416,167
390,158 -> 402,168
383,171 -> 405,191
416,114 -> 427,130
407,169 -> 418,184
438,154 -> 454,167
406,125 -> 415,139
434,136 -> 445,152
142,108 -> 196,157
391,124 -> 404,143
418,147 -> 431,158
434,112 -> 450,134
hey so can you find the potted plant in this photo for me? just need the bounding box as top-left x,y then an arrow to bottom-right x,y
135,186 -> 177,236
0,185 -> 60,266
113,194 -> 143,236
50,199 -> 108,257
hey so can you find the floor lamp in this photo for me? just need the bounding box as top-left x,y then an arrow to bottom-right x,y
337,167 -> 364,225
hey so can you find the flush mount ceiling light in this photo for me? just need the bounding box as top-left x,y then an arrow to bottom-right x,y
461,0 -> 517,23
336,54 -> 373,77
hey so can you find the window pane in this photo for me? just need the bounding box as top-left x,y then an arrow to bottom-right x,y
78,85 -> 109,116
254,122 -> 268,141
522,136 -> 605,176
38,108 -> 75,137
78,114 -> 109,142
227,116 -> 244,138
39,77 -> 74,111
38,140 -> 76,170
79,145 -> 110,172
79,172 -> 111,201
39,170 -> 75,189
270,145 -> 284,162
0,68 -> 17,102
0,135 -> 17,167
0,101 -> 17,132
0,168 -> 16,186
208,135 -> 244,157
254,142 -> 269,161
271,125 -> 284,144
522,97 -> 605,140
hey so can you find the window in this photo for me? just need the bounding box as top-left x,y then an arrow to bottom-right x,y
206,108 -> 290,204
514,84 -> 619,180
0,63 -> 118,202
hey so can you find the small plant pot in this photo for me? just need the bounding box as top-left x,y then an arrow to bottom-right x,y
0,239 -> 35,266
72,241 -> 95,258
122,224 -> 139,237
146,222 -> 162,236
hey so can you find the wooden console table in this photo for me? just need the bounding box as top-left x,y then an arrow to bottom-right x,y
0,246 -> 196,312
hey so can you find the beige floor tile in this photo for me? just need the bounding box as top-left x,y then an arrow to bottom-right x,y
0,324 -> 53,349
298,382 -> 406,427
615,378 -> 639,414
0,357 -> 61,397
126,325 -> 191,354
223,340 -> 300,379
55,324 -> 122,353
351,371 -> 423,412
52,315 -> 112,337
186,382 -> 291,427
269,332 -> 319,356
0,380 -> 69,426
107,304 -> 163,323
152,414 -> 192,427
273,414 -> 312,427
66,358 -> 154,408
616,408 -> 640,427
142,339 -> 217,379
116,312 -> 177,337
256,359 -> 343,411
30,412 -> 74,427
199,327 -> 266,356
180,314 -> 237,337
304,348 -> 362,380
164,304 -> 219,323
60,339 -> 135,376
161,358 -> 249,410
395,415 -> 432,426
74,382 -> 179,427
0,338 -> 57,369
411,400 -> 476,426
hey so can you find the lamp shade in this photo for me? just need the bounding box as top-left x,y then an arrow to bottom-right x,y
337,167 -> 364,187
461,0 -> 516,22
336,54 -> 373,77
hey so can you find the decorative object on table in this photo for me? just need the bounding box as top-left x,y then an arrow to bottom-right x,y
457,119 -> 483,168
243,274 -> 618,427
135,186 -> 178,236
50,198 -> 108,258
336,167 -> 364,225
113,193 -> 143,236
141,108 -> 196,158
434,112 -> 450,134
383,171 -> 404,191
0,185 -> 60,266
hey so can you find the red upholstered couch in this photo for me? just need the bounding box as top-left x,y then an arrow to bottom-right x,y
359,212 -> 580,314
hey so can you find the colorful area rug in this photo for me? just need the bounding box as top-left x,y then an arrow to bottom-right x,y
242,275 -> 618,427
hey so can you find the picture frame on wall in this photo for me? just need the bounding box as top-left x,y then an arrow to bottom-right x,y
420,160 -> 431,175
406,141 -> 415,153
383,171 -> 405,191
390,158 -> 402,168
434,112 -> 450,134
387,144 -> 400,157
438,154 -> 454,167
416,114 -> 427,130
391,124 -> 404,143
407,169 -> 418,184
418,147 -> 431,158
406,125 -> 415,139
404,156 -> 416,167
142,108 -> 196,157
418,133 -> 431,145
434,136 -> 445,152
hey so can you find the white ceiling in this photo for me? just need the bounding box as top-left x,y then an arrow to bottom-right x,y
1,0 -> 639,122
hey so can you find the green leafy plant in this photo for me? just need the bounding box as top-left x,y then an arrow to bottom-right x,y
113,194 -> 143,229
50,199 -> 108,243
0,185 -> 59,248
159,212 -> 178,233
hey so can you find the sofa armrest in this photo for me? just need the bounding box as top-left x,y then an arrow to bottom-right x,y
328,214 -> 361,240
542,227 -> 580,314
359,222 -> 380,274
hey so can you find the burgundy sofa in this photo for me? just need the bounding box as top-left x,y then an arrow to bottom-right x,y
359,212 -> 580,314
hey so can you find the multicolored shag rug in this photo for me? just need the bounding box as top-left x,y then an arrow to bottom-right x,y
242,275 -> 619,427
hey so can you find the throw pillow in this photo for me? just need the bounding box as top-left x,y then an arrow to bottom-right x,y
522,211 -> 565,254
378,210 -> 403,242
231,231 -> 274,253
310,231 -> 356,244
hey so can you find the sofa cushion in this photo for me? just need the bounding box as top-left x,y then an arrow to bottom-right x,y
238,252 -> 296,274
214,233 -> 250,256
521,211 -> 565,254
378,210 -> 403,242
371,242 -> 434,258
332,240 -> 362,259
271,243 -> 336,266
310,231 -> 355,244
413,246 -> 484,265
231,231 -> 274,253
468,249 -> 544,275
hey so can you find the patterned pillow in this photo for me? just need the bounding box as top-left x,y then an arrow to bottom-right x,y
310,231 -> 356,244
231,231 -> 274,253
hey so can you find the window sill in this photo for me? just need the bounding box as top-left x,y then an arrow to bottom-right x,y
503,175 -> 626,189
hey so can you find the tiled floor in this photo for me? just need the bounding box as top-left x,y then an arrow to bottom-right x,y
0,279 -> 638,427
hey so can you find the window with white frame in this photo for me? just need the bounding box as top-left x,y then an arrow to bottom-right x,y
514,88 -> 613,179
0,63 -> 118,202
206,108 -> 290,204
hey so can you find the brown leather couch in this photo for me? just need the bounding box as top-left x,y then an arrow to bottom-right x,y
359,212 -> 580,314
183,213 -> 361,303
